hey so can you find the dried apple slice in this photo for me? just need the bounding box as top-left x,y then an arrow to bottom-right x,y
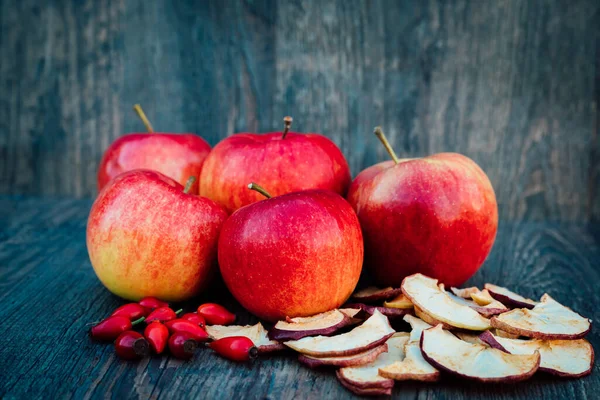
413,305 -> 455,330
337,373 -> 392,396
479,331 -> 594,378
495,329 -> 520,339
420,325 -> 540,382
344,303 -> 412,319
484,283 -> 537,309
403,314 -> 432,342
451,286 -> 481,299
490,294 -> 591,340
269,309 -> 353,341
383,293 -> 413,309
206,323 -> 285,353
298,343 -> 389,368
379,315 -> 440,382
337,334 -> 409,389
284,310 -> 395,357
402,274 -> 491,330
446,290 -> 508,317
454,331 -> 487,346
379,342 -> 441,382
352,286 -> 403,302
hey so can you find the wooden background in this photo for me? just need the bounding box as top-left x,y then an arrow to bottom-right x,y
0,0 -> 598,222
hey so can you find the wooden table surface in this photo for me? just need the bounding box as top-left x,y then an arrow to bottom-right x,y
0,195 -> 598,399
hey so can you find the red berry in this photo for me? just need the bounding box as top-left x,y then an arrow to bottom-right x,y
146,307 -> 178,324
197,303 -> 235,325
111,303 -> 149,320
115,331 -> 150,360
168,332 -> 198,360
209,336 -> 258,362
144,322 -> 169,354
90,316 -> 132,342
164,319 -> 209,342
181,312 -> 206,328
138,297 -> 169,310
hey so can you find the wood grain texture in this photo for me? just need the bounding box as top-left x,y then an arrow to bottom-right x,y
0,0 -> 599,221
0,196 -> 598,399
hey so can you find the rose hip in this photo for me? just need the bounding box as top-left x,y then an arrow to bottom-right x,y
168,332 -> 198,360
111,303 -> 149,320
197,303 -> 235,325
144,321 -> 169,354
139,297 -> 169,310
181,312 -> 206,328
115,331 -> 150,360
209,336 -> 258,362
90,315 -> 144,341
146,307 -> 181,324
165,319 -> 209,342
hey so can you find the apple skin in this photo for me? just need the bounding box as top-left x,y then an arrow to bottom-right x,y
218,189 -> 363,322
97,133 -> 211,194
200,132 -> 351,213
347,153 -> 498,288
87,169 -> 228,302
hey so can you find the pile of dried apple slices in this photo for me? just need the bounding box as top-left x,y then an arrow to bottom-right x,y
204,273 -> 593,397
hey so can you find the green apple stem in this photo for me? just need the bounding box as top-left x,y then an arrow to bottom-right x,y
133,104 -> 155,133
247,182 -> 272,199
281,116 -> 293,139
183,176 -> 196,194
132,317 -> 146,326
374,126 -> 399,164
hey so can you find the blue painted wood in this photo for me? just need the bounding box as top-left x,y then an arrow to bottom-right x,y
0,0 -> 598,221
0,195 -> 598,399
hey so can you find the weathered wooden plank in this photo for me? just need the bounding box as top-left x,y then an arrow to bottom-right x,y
0,1 -> 598,213
0,196 -> 598,399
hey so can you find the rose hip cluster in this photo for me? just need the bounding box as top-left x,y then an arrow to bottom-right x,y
90,298 -> 256,362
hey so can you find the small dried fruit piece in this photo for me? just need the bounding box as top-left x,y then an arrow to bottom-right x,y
379,315 -> 439,382
284,310 -> 395,357
490,294 -> 591,340
495,329 -> 520,339
453,331 -> 487,346
484,284 -> 537,309
383,293 -> 413,309
420,325 -> 540,382
299,344 -> 389,368
206,322 -> 284,353
343,303 -> 412,319
450,286 -> 481,299
470,289 -> 495,306
402,274 -> 491,330
352,286 -> 403,303
445,290 -> 508,317
269,310 -> 353,341
479,331 -> 594,378
337,334 -> 409,390
336,373 -> 392,397
379,342 -> 440,382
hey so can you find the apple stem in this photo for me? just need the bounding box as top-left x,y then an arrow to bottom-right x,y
374,126 -> 399,164
183,176 -> 196,194
133,104 -> 155,133
247,182 -> 272,199
281,116 -> 293,139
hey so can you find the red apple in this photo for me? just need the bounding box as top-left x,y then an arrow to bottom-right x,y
199,117 -> 351,213
97,105 -> 211,194
87,170 -> 227,302
218,185 -> 363,321
347,127 -> 498,288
